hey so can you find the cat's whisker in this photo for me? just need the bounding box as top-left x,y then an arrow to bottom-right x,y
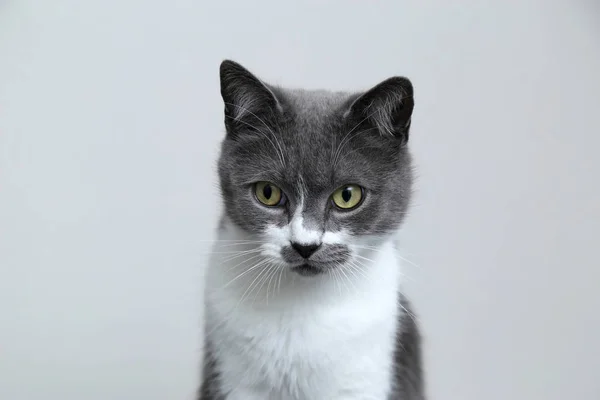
203,316 -> 229,339
353,254 -> 377,264
398,301 -> 419,324
198,239 -> 262,242
222,256 -> 270,287
263,262 -> 281,305
250,261 -> 278,304
276,264 -> 285,295
347,260 -> 375,286
200,241 -> 264,248
255,260 -> 274,302
201,250 -> 262,264
345,263 -> 369,294
396,255 -> 421,270
326,267 -> 338,296
231,260 -> 271,308
214,242 -> 265,247
337,262 -> 358,294
202,249 -> 261,255
332,262 -> 347,294
351,245 -> 384,255
238,259 -> 274,306
335,263 -> 348,296
222,249 -> 264,263
353,256 -> 415,284
225,254 -> 264,273
217,247 -> 261,254
352,245 -> 421,270
331,268 -> 342,297
345,261 -> 370,281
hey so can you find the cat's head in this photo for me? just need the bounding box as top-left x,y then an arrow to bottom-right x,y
217,60 -> 414,277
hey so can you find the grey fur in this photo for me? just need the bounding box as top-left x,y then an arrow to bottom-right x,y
392,296 -> 426,399
198,337 -> 225,400
199,60 -> 425,399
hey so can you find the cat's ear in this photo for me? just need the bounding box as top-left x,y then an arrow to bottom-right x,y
345,77 -> 414,144
219,60 -> 282,137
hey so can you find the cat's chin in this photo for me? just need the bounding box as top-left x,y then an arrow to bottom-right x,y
290,263 -> 324,277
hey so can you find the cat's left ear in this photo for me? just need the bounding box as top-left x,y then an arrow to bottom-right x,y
345,77 -> 414,144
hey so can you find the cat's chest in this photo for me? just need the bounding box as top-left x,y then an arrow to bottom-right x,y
210,301 -> 397,399
219,304 -> 357,366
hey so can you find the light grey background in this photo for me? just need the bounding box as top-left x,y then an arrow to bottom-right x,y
1,1 -> 599,399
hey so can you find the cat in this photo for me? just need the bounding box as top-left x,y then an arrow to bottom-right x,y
198,60 -> 425,400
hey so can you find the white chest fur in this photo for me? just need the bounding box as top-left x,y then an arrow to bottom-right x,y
203,226 -> 404,400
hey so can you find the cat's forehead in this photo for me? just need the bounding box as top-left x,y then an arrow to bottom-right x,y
275,89 -> 353,189
282,88 -> 350,119
280,89 -> 354,143
280,89 -> 352,138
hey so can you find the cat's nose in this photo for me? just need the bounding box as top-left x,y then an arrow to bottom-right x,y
291,242 -> 320,259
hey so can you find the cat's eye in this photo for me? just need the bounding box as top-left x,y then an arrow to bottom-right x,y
255,181 -> 285,207
331,184 -> 363,210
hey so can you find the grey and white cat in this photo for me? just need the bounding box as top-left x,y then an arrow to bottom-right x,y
199,60 -> 424,400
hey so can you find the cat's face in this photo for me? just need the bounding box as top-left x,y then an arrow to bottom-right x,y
217,61 -> 414,276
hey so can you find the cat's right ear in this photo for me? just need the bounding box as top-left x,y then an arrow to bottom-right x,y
344,76 -> 414,145
219,60 -> 282,138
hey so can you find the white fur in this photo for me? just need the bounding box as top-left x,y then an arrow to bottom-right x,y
203,219 -> 404,399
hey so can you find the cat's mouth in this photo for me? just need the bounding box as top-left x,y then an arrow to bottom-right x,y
290,263 -> 324,277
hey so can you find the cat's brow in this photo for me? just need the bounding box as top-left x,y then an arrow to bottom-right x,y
239,171 -> 286,186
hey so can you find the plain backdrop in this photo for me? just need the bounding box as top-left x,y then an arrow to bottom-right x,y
1,1 -> 599,399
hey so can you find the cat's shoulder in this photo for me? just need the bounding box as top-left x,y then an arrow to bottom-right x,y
390,294 -> 426,400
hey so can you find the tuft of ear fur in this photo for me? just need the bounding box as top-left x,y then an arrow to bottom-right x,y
219,60 -> 282,138
346,77 -> 414,143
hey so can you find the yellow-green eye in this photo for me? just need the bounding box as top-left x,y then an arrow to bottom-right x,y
255,181 -> 283,206
332,185 -> 363,210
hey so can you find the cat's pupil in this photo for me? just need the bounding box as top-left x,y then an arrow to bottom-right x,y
342,187 -> 352,202
263,185 -> 272,199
